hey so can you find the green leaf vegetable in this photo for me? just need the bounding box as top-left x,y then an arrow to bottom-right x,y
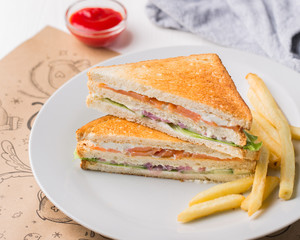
169,124 -> 262,151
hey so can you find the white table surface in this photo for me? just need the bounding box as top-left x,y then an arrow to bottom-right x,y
0,0 -> 217,60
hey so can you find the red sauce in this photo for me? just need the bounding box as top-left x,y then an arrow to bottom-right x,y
68,7 -> 125,47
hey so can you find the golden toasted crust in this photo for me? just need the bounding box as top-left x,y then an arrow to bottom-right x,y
76,115 -> 182,142
88,54 -> 252,122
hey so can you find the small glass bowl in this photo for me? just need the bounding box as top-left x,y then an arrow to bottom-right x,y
65,0 -> 127,47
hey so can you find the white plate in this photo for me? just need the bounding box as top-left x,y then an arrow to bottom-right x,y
29,46 -> 300,240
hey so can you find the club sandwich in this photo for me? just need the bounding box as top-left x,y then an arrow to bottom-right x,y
76,116 -> 259,182
86,54 -> 261,158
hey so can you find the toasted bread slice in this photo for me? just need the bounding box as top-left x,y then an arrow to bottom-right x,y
88,54 -> 252,129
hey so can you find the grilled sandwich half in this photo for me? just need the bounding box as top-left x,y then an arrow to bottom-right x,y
86,54 -> 261,158
76,116 -> 260,182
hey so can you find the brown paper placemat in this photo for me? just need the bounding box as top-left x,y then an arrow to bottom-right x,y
0,26 -> 118,240
0,26 -> 299,240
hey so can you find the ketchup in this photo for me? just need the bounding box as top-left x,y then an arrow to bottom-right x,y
68,7 -> 125,47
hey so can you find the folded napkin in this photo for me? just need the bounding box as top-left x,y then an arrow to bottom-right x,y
146,0 -> 300,72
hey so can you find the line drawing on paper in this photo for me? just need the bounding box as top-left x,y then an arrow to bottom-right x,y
52,232 -> 62,238
12,211 -> 23,218
19,57 -> 90,99
36,191 -> 113,240
0,230 -> 6,240
81,230 -> 112,240
0,100 -> 22,131
23,233 -> 42,240
0,140 -> 32,183
36,190 -> 78,225
10,97 -> 22,105
27,102 -> 43,130
48,59 -> 90,89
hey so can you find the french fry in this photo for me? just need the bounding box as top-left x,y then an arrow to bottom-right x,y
241,176 -> 279,211
269,152 -> 280,169
250,117 -> 281,159
248,91 -> 281,169
247,146 -> 269,216
252,110 -> 279,145
290,125 -> 300,140
247,74 -> 284,127
246,73 -> 295,200
247,89 -> 278,126
178,194 -> 245,223
189,177 -> 253,206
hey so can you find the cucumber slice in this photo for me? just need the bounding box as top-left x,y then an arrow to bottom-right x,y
82,159 -> 249,176
84,158 -> 146,169
169,123 -> 238,147
182,169 -> 234,174
82,158 -> 98,162
205,169 -> 234,174
102,98 -> 134,112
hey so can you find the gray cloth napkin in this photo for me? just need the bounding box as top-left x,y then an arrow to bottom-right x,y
146,0 -> 300,72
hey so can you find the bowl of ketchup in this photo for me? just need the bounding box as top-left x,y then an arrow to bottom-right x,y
65,0 -> 127,47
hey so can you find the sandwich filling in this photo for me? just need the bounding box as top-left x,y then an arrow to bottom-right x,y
80,157 -> 253,176
98,96 -> 262,151
100,83 -> 233,128
76,142 -> 256,177
90,144 -> 242,161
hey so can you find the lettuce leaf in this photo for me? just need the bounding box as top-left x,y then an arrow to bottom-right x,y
243,130 -> 263,151
73,149 -> 80,159
80,158 -> 236,174
169,123 -> 262,151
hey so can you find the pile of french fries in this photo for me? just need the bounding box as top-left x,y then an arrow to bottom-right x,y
247,73 -> 296,200
178,73 -> 299,223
